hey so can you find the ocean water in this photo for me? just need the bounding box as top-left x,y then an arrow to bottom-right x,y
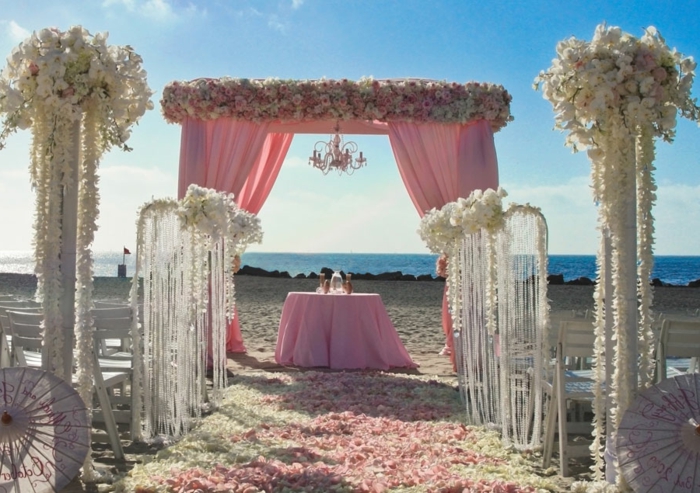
0,251 -> 698,285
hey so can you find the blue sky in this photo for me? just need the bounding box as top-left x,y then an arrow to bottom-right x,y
0,0 -> 698,255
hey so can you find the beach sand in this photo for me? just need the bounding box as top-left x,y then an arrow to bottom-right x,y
2,273 -> 699,491
2,273 -> 699,377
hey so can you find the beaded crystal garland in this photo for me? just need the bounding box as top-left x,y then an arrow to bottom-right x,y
421,191 -> 550,451
131,187 -> 262,439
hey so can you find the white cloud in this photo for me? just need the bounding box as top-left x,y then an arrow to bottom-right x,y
282,155 -> 307,168
503,176 -> 599,254
503,177 -> 700,255
2,20 -> 30,43
291,0 -> 304,9
267,15 -> 286,33
102,0 -> 202,23
0,163 -> 177,253
95,165 -> 177,251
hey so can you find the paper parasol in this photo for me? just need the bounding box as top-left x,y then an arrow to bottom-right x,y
617,373 -> 700,492
0,367 -> 90,493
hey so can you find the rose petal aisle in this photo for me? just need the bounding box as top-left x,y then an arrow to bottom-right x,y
117,372 -> 556,492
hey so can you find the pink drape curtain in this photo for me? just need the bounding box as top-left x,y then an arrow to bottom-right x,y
178,118 -> 293,205
387,119 -> 499,370
387,119 -> 499,216
178,117 -> 293,354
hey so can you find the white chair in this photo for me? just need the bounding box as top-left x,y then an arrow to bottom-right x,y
7,310 -> 128,459
656,318 -> 700,382
0,303 -> 42,368
92,316 -> 138,436
542,319 -> 598,477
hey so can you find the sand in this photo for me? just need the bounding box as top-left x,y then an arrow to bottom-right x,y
2,272 -> 699,377
2,273 -> 699,491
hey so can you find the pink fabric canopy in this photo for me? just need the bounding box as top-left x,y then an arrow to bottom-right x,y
177,116 -> 500,357
387,119 -> 499,216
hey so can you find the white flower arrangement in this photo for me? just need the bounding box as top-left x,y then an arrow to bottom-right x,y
418,187 -> 507,254
229,207 -> 263,255
0,26 -> 153,150
536,23 -> 699,483
178,184 -> 263,254
534,24 -> 698,151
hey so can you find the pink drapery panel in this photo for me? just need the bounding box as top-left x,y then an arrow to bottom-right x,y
387,119 -> 499,215
388,119 -> 499,371
178,117 -> 294,354
178,118 -> 273,199
236,132 -> 293,213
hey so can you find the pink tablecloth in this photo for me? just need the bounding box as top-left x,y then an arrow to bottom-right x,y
275,292 -> 417,370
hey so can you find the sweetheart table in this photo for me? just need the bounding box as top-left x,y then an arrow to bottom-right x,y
274,292 -> 417,370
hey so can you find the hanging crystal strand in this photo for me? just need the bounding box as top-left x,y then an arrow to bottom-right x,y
533,210 -> 549,450
496,221 -> 512,448
140,212 -> 153,438
210,240 -> 224,400
462,233 -> 477,424
130,207 -> 146,441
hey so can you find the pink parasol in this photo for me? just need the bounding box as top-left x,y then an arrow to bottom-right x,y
617,373 -> 700,492
0,367 -> 90,492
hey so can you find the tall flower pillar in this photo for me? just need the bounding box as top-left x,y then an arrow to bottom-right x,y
57,119 -> 81,378
536,24 -> 699,485
0,26 -> 153,478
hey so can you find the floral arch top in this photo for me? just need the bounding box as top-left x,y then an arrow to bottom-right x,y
161,77 -> 513,130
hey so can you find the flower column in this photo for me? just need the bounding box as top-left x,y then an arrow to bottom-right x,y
536,24 -> 699,484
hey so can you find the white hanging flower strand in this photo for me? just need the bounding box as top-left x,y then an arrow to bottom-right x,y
536,23 -> 699,483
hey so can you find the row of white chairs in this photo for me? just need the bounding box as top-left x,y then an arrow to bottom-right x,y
542,316 -> 700,476
0,298 -> 137,459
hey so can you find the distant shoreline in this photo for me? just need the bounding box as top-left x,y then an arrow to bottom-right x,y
2,252 -> 699,284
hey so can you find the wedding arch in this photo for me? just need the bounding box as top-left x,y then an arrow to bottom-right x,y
536,24 -> 699,485
131,185 -> 263,439
161,76 -> 514,336
418,189 -> 550,450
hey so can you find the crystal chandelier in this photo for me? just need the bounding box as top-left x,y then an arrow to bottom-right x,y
309,123 -> 367,175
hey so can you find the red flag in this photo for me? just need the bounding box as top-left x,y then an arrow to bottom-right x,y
123,247 -> 131,255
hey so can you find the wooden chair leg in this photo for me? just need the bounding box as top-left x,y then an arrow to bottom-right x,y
542,387 -> 558,469
92,352 -> 125,460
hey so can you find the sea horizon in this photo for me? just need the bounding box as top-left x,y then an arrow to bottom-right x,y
0,250 -> 698,286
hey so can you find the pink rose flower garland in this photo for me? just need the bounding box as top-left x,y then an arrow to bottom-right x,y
161,77 -> 513,131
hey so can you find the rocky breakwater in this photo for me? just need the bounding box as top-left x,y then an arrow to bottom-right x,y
237,265 -> 443,282
547,273 -> 700,288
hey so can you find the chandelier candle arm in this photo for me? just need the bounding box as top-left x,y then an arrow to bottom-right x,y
309,123 -> 367,176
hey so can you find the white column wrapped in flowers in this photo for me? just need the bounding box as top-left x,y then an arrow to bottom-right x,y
131,185 -> 263,440
418,188 -> 550,450
536,23 -> 699,485
0,26 -> 153,479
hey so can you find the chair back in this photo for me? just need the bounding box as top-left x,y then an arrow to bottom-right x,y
659,319 -> 700,358
0,305 -> 42,332
91,306 -> 134,319
558,319 -> 596,359
7,311 -> 44,367
657,319 -> 700,381
92,309 -> 134,356
0,295 -> 18,302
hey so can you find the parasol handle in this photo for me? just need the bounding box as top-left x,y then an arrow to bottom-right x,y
1,411 -> 11,425
689,418 -> 700,436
